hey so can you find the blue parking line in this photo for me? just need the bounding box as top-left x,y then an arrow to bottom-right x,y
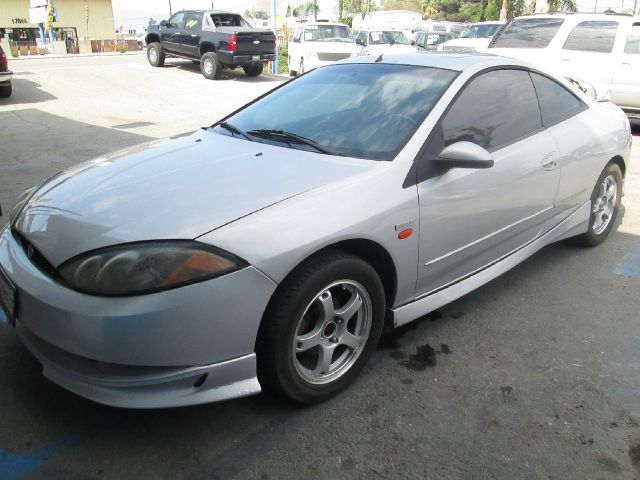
0,433 -> 82,480
614,242 -> 640,278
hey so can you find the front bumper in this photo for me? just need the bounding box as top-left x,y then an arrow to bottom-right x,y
217,51 -> 276,65
0,226 -> 278,407
0,70 -> 12,84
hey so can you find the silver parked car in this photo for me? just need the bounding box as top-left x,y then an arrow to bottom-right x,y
0,54 -> 631,408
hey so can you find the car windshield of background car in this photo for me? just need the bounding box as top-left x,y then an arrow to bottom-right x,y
221,63 -> 457,160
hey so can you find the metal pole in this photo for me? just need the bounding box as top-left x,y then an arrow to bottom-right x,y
169,0 -> 172,16
270,0 -> 278,74
633,0 -> 638,15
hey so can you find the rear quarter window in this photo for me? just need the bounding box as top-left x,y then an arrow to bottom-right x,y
625,25 -> 640,54
492,18 -> 564,48
530,72 -> 586,126
563,21 -> 618,53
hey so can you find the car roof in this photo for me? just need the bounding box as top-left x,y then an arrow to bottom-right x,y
513,13 -> 639,22
342,52 -> 531,72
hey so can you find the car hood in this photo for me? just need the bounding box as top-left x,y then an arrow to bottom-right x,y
14,129 -> 371,267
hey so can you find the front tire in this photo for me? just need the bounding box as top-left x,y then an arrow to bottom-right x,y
0,82 -> 11,98
200,52 -> 222,80
256,250 -> 385,404
574,162 -> 623,247
147,42 -> 165,67
243,62 -> 264,77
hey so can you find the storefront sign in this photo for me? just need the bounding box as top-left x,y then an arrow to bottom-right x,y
12,18 -> 29,25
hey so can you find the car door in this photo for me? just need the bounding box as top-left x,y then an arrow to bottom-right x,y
611,23 -> 640,111
161,12 -> 185,54
415,68 -> 560,297
181,12 -> 202,58
288,26 -> 302,71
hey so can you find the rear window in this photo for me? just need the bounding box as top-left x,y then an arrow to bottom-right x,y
461,24 -> 502,39
492,18 -> 564,48
563,21 -> 618,53
210,13 -> 250,28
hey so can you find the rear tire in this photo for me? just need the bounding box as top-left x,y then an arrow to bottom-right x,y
256,250 -> 385,404
147,42 -> 165,67
574,162 -> 622,247
243,62 -> 264,77
0,82 -> 11,98
200,52 -> 222,80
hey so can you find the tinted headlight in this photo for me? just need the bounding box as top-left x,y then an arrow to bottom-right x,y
58,241 -> 247,296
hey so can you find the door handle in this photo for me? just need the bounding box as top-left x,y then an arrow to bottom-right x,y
561,58 -> 570,63
621,62 -> 631,67
541,153 -> 557,171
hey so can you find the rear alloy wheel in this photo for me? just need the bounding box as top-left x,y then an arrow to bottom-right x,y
0,82 -> 11,98
256,250 -> 385,403
200,52 -> 222,80
243,62 -> 264,77
574,162 -> 623,247
147,42 -> 165,67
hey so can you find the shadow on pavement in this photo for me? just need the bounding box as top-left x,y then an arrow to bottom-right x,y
170,59 -> 283,83
0,108 -> 153,223
0,79 -> 57,106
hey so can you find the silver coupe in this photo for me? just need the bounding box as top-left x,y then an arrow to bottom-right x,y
0,53 -> 631,408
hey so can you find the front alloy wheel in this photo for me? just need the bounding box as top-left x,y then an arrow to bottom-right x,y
257,250 -> 385,403
292,280 -> 372,384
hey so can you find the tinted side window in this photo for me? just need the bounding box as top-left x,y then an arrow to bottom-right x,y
184,14 -> 201,30
530,72 -> 585,126
169,12 -> 185,29
492,18 -> 564,48
563,21 -> 618,53
442,69 -> 542,151
624,25 -> 640,54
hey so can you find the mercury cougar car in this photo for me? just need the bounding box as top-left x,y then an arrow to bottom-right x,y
0,53 -> 630,408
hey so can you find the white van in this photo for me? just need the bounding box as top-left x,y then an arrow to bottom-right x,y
288,22 -> 360,75
488,13 -> 640,118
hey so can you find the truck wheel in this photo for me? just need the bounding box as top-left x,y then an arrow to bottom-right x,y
147,43 -> 165,67
201,52 -> 222,80
243,63 -> 264,77
0,83 -> 11,98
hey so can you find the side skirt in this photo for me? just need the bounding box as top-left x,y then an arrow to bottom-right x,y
391,200 -> 590,328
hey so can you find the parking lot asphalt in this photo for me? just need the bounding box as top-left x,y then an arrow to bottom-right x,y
0,55 -> 639,480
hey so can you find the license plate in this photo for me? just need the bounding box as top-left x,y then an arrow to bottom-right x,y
252,55 -> 260,61
0,266 -> 16,327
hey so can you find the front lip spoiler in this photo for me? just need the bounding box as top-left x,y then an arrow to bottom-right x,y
18,324 -> 262,408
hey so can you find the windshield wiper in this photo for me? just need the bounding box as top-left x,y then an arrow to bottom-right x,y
246,129 -> 336,155
214,121 -> 253,141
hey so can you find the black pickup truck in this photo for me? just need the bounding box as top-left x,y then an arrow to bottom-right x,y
145,11 -> 276,80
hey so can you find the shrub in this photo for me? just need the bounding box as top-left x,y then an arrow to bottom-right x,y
277,43 -> 288,74
116,43 -> 128,54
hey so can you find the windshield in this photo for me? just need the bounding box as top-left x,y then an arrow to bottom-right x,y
304,24 -> 352,42
461,24 -> 501,38
368,31 -> 411,45
219,64 -> 457,161
491,18 -> 564,48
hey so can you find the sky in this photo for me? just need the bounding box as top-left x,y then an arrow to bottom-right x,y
113,0 -> 638,30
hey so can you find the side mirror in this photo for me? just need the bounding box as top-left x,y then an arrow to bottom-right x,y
436,141 -> 494,169
356,38 -> 364,46
160,20 -> 168,27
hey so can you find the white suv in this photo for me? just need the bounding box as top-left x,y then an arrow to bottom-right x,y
288,22 -> 360,75
488,13 -> 640,118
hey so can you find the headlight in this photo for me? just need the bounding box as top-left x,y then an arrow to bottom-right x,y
9,186 -> 37,226
58,241 -> 247,296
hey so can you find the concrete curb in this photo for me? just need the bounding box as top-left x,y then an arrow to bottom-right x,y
9,51 -> 146,61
